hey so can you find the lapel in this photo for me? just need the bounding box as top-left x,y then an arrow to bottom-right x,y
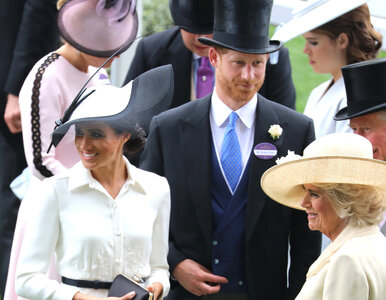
246,95 -> 287,242
213,167 -> 249,236
179,95 -> 213,246
159,31 -> 192,108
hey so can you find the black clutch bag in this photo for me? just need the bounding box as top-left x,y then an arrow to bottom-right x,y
108,274 -> 153,300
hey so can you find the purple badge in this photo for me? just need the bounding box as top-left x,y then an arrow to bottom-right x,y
254,142 -> 277,160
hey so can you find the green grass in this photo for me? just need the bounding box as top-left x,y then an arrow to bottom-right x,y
270,26 -> 386,112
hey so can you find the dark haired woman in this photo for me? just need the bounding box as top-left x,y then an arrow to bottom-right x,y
302,3 -> 382,138
16,67 -> 173,300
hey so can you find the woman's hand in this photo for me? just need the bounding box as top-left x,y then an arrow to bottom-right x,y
147,282 -> 163,300
106,291 -> 136,300
73,291 -> 136,300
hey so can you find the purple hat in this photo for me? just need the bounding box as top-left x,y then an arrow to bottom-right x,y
58,0 -> 138,57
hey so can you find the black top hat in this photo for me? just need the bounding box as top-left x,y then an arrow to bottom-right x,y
198,0 -> 282,54
334,58 -> 386,120
169,0 -> 214,34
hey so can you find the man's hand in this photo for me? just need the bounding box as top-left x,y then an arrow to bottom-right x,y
173,259 -> 228,296
4,94 -> 22,133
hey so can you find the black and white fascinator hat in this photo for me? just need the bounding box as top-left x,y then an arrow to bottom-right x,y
50,65 -> 174,148
58,0 -> 138,57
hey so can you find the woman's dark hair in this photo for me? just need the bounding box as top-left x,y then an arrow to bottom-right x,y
313,4 -> 382,64
114,123 -> 146,156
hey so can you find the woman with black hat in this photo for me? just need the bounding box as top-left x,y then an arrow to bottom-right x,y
15,65 -> 174,300
5,1 -> 139,299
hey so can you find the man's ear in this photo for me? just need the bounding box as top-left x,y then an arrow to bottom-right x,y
209,47 -> 219,67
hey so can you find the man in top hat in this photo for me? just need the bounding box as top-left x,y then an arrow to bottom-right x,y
140,1 -> 321,299
123,0 -> 296,110
334,57 -> 386,234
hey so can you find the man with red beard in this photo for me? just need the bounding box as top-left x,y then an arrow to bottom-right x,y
140,1 -> 321,299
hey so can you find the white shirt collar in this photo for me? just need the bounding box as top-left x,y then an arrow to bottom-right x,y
211,87 -> 257,129
68,156 -> 145,194
193,53 -> 201,60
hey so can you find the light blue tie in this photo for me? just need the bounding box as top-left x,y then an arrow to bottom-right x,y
221,112 -> 242,192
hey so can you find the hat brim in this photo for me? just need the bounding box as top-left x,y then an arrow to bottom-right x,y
58,0 -> 139,57
334,102 -> 386,120
179,25 -> 212,35
198,37 -> 282,54
261,156 -> 386,210
51,65 -> 174,147
272,0 -> 367,43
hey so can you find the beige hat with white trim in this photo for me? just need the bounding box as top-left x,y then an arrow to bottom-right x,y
272,0 -> 368,43
261,133 -> 386,210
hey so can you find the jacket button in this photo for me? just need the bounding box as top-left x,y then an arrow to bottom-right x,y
214,259 -> 219,264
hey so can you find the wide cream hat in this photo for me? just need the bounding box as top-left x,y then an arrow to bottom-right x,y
272,0 -> 368,43
261,133 -> 386,210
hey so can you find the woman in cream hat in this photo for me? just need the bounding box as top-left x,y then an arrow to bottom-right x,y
274,0 -> 382,251
261,132 -> 386,299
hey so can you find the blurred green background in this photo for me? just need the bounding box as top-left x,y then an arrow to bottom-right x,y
142,0 -> 386,113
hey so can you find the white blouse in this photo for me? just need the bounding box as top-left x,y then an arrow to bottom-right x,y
16,158 -> 171,300
304,77 -> 352,138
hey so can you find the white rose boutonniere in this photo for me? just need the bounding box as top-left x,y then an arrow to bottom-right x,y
268,124 -> 283,140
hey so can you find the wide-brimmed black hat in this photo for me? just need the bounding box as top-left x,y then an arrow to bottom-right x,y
198,0 -> 282,54
51,65 -> 174,148
58,0 -> 138,57
169,0 -> 214,34
334,58 -> 386,120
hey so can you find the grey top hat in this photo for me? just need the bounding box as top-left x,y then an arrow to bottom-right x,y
198,0 -> 282,54
334,58 -> 386,121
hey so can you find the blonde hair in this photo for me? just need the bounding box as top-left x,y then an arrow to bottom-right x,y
57,0 -> 66,10
313,183 -> 386,227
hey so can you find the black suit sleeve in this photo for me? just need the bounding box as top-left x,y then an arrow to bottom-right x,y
140,116 -> 190,273
123,38 -> 149,86
4,0 -> 59,95
139,116 -> 165,176
287,119 -> 321,299
261,47 -> 296,110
